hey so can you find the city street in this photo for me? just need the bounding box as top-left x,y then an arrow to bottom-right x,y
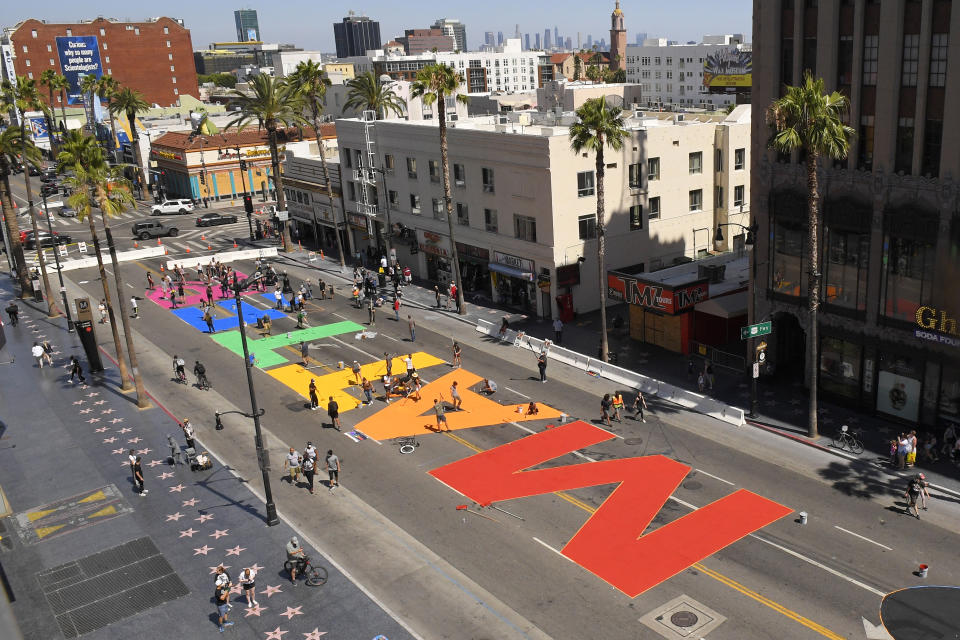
2,239 -> 956,640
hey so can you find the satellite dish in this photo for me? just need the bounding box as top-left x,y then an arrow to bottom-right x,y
379,74 -> 393,84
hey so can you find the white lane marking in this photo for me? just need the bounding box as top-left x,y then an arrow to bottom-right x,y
833,526 -> 893,551
503,386 -> 531,399
383,333 -> 400,342
509,421 -> 536,435
332,313 -> 349,320
693,468 -> 735,486
572,451 -> 595,462
126,283 -> 134,289
532,537 -> 574,563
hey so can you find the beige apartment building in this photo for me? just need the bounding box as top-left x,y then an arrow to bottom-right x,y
752,0 -> 960,428
335,106 -> 751,321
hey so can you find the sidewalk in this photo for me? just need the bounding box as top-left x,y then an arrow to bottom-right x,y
0,285 -> 412,639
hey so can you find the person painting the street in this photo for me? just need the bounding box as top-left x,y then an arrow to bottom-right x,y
308,379 -> 319,410
450,381 -> 463,410
434,398 -> 449,432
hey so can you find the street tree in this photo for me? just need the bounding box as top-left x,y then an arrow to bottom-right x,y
226,74 -> 302,252
38,70 -> 65,156
569,97 -> 627,363
343,71 -> 405,120
411,63 -> 470,315
0,125 -> 36,295
768,71 -> 854,439
95,75 -> 120,156
110,86 -> 150,197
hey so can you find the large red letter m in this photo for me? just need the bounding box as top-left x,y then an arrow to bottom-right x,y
430,421 -> 792,597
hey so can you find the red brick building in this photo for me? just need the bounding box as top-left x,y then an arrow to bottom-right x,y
8,17 -> 197,107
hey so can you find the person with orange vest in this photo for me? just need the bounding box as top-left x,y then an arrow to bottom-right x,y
611,391 -> 625,423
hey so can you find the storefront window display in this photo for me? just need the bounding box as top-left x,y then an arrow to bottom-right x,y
819,336 -> 862,400
876,352 -> 924,422
492,272 -> 535,313
939,365 -> 960,427
824,230 -> 869,312
769,192 -> 808,299
881,210 -> 938,324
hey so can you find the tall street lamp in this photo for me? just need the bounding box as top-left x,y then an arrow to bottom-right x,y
235,145 -> 255,242
221,273 -> 280,526
715,221 -> 758,418
40,190 -> 74,332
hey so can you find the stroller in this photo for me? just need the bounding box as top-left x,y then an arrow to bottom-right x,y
185,448 -> 213,471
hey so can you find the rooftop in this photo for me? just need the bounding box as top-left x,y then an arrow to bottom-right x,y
152,124 -> 335,151
622,251 -> 751,297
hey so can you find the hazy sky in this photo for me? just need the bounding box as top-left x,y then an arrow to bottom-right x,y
4,1 -> 752,51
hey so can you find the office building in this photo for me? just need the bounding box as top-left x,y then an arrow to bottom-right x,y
587,34 -> 593,48
752,0 -> 960,428
234,9 -> 260,42
544,29 -> 551,50
635,32 -> 648,45
535,33 -> 541,50
430,18 -> 467,52
333,12 -> 381,58
497,31 -> 504,46
397,29 -> 455,55
484,31 -> 495,47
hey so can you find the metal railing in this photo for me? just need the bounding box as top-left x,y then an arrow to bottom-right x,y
688,340 -> 746,373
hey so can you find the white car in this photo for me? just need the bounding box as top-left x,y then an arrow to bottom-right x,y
151,199 -> 195,215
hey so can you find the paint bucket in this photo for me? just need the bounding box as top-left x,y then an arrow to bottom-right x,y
919,564 -> 928,578
799,511 -> 808,525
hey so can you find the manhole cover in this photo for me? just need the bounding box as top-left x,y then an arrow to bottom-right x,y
623,437 -> 643,445
670,611 -> 699,627
682,481 -> 702,490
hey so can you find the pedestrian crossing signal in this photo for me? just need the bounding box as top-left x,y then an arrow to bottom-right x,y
243,195 -> 253,213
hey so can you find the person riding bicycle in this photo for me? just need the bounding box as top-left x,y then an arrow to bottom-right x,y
194,360 -> 208,388
173,355 -> 186,382
286,536 -> 305,584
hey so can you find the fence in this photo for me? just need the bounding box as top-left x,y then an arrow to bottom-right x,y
688,340 -> 747,374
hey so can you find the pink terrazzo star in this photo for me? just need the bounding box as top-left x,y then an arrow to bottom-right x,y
86,418 -> 100,424
179,528 -> 198,538
110,418 -> 124,424
193,545 -> 213,556
165,512 -> 184,521
147,459 -> 164,467
195,513 -> 214,523
79,409 -> 92,414
86,392 -> 100,397
136,448 -> 152,455
265,628 -> 288,640
259,584 -> 282,598
248,563 -> 264,573
94,400 -> 106,405
95,427 -> 110,433
225,545 -> 246,557
244,603 -> 267,617
119,460 -> 132,468
73,400 -> 85,405
302,630 -> 327,640
126,437 -> 142,444
116,427 -> 132,434
111,448 -> 125,455
208,565 -> 231,574
278,606 -> 303,620
102,437 -> 117,444
168,484 -> 186,493
100,409 -> 115,415
230,583 -> 243,595
209,529 -> 229,539
157,472 -> 174,479
182,498 -> 199,507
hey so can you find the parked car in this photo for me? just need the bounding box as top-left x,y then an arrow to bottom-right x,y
132,220 -> 179,240
195,213 -> 238,227
20,230 -> 72,249
151,199 -> 195,215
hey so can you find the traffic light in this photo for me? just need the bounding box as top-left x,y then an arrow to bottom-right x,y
243,194 -> 253,214
239,159 -> 248,171
199,172 -> 206,185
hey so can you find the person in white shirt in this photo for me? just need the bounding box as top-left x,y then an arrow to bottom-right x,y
130,296 -> 139,318
31,342 -> 50,367
240,567 -> 258,607
553,317 -> 563,345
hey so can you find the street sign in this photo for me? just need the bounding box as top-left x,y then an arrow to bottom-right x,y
275,210 -> 289,221
741,320 -> 772,340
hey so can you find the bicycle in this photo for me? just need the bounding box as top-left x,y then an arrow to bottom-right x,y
283,555 -> 327,586
831,424 -> 864,454
396,435 -> 420,455
174,368 -> 187,384
196,373 -> 211,390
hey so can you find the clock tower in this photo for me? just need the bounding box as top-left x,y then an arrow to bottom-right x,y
609,0 -> 626,71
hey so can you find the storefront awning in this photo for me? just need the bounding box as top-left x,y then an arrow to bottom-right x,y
489,262 -> 535,281
694,291 -> 748,319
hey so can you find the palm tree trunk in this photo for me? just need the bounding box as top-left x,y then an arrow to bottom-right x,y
86,216 -> 133,391
45,88 -> 58,158
102,220 -> 148,406
60,90 -> 68,137
438,95 -> 466,314
806,151 -> 820,438
128,112 -> 145,199
313,115 -> 345,269
1,169 -> 31,294
268,126 -> 292,252
21,121 -> 58,316
107,105 -> 118,159
596,144 -> 609,362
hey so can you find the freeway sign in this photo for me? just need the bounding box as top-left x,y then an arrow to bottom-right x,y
741,321 -> 772,340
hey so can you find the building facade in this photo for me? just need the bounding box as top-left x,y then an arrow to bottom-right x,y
609,1 -> 627,70
752,0 -> 960,430
334,14 -> 381,58
397,29 -> 455,55
625,35 -> 749,110
7,17 -> 196,107
430,18 -> 467,52
234,9 -> 260,42
334,107 -> 750,320
281,150 -> 349,253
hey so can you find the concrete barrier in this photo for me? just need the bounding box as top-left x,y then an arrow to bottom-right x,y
476,320 -> 746,427
165,247 -> 278,271
52,245 -> 167,272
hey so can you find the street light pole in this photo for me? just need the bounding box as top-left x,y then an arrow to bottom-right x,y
230,275 -> 279,526
715,221 -> 758,418
41,190 -> 74,332
235,145 -> 255,242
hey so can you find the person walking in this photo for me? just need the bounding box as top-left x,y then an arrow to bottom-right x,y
301,455 -> 315,494
31,342 -> 47,368
896,433 -> 910,469
452,342 -> 462,368
361,377 -> 374,405
351,360 -> 362,385
69,355 -> 86,384
130,296 -> 139,319
450,381 -> 463,411
98,299 -> 109,324
915,472 -> 931,511
384,352 -> 393,378
325,449 -> 340,489
318,278 -> 326,300
203,307 -> 215,333
177,280 -> 185,299
367,297 -> 376,325
300,341 -> 310,365
600,394 -> 613,427
133,456 -> 147,496
434,399 -> 449,432
180,419 -> 195,450
537,352 -> 548,383
296,308 -> 308,329
169,290 -> 178,310
393,296 -> 401,321
408,316 -> 416,342
697,371 -> 706,393
215,577 -> 233,632
327,397 -> 341,430
904,474 -> 924,519
146,272 -> 155,291
632,391 -> 648,423
4,301 -> 18,326
239,567 -> 258,607
553,317 -> 563,345
434,285 -> 442,308
273,288 -> 283,310
611,391 -> 624,423
284,447 -> 301,484
308,379 -> 319,410
705,361 -> 715,390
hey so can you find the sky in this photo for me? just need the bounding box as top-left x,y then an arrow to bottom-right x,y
4,1 -> 752,52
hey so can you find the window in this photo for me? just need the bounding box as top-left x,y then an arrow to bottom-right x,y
484,208 -> 498,233
858,115 -> 875,171
628,162 -> 641,188
410,193 -> 421,213
715,149 -> 723,172
689,189 -> 702,212
432,197 -> 445,219
428,159 -> 440,182
46,44 -> 51,52
647,157 -> 660,180
407,157 -> 417,178
102,42 -> 108,50
862,35 -> 878,85
171,77 -> 177,84
648,196 -> 660,220
578,214 -> 597,239
820,337 -> 862,400
105,57 -> 110,63
173,88 -> 178,95
922,119 -> 943,177
734,148 -> 745,170
164,26 -> 169,34
457,202 -> 469,225
901,33 -> 920,86
24,60 -> 30,67
781,38 -> 794,85
629,205 -> 643,231
66,29 -> 72,36
734,185 -> 745,207
170,65 -> 175,72
514,215 -> 537,242
384,154 -> 394,173
346,182 -> 356,201
882,233 -> 936,323
895,117 -> 914,174
824,230 -> 869,312
929,33 -> 948,87
99,28 -> 105,36
577,171 -> 595,196
388,190 -> 399,207
837,35 -> 854,86
166,41 -> 171,48
715,186 -> 724,208
134,27 -> 140,35
689,152 -> 702,174
454,163 -> 465,186
773,219 -> 808,297
482,167 -> 495,192
343,149 -> 353,168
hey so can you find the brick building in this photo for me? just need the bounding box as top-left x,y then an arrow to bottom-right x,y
8,17 -> 196,107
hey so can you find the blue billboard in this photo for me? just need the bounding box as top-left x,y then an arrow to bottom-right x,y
28,116 -> 49,141
55,36 -> 103,105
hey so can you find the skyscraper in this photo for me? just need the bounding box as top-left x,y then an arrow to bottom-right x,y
635,32 -> 648,44
431,18 -> 467,52
544,29 -> 551,50
565,37 -> 573,50
554,26 -> 559,46
497,31 -> 504,46
524,33 -> 531,50
234,9 -> 260,42
587,34 -> 593,48
515,24 -> 521,40
333,12 -> 381,58
535,32 -> 541,49
484,31 -> 495,47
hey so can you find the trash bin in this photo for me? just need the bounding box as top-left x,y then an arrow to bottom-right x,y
31,278 -> 42,302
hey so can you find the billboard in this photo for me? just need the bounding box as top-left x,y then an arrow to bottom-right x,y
607,271 -> 709,315
55,36 -> 103,104
28,116 -> 49,141
703,47 -> 752,88
247,28 -> 258,42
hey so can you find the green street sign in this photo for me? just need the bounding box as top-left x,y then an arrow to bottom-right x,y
741,321 -> 772,340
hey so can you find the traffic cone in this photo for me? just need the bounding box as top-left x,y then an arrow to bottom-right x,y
208,244 -> 212,250
233,242 -> 238,248
320,250 -> 324,260
201,234 -> 206,241
186,247 -> 191,253
134,241 -> 139,248
160,265 -> 165,272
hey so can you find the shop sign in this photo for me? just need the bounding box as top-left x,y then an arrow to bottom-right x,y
557,263 -> 581,286
455,242 -> 489,260
151,149 -> 182,161
419,230 -> 450,257
348,213 -> 369,230
493,251 -> 533,273
607,271 -> 709,315
537,273 -> 551,292
915,329 -> 960,348
915,306 -> 959,337
244,145 -> 285,158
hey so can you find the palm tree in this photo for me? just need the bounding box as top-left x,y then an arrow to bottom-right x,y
411,63 -> 470,314
1,76 -> 59,316
289,60 -> 348,268
768,72 -> 854,439
95,75 -> 120,155
53,74 -> 70,137
573,52 -> 583,81
79,73 -> 100,121
110,86 -> 150,198
0,126 -> 36,295
38,70 -> 63,156
569,97 -> 627,363
57,130 -> 138,396
343,71 -> 406,119
226,74 -> 302,252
